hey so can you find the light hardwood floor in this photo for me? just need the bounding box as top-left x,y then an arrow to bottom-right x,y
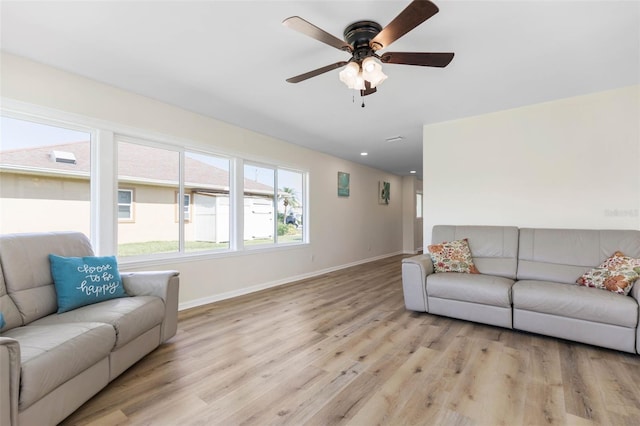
62,255 -> 640,425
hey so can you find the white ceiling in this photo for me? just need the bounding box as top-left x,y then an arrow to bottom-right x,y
1,1 -> 639,179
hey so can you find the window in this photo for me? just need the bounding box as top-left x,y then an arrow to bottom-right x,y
242,164 -> 306,246
184,151 -> 230,252
0,115 -> 92,235
183,193 -> 191,221
416,193 -> 423,218
278,168 -> 304,243
2,107 -> 307,261
118,189 -> 134,220
175,192 -> 190,222
244,164 -> 275,246
117,139 -> 180,257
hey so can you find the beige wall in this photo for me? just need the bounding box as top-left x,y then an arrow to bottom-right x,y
423,85 -> 640,244
118,185 -> 180,244
0,173 -> 188,244
1,53 -> 404,308
0,173 -> 91,235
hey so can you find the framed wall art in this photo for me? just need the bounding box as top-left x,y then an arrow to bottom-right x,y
378,181 -> 390,204
337,172 -> 350,197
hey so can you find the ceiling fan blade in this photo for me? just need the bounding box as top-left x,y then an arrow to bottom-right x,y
370,0 -> 439,51
380,52 -> 454,67
283,16 -> 352,52
286,61 -> 349,83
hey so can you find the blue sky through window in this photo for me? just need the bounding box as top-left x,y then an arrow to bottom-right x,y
1,116 -> 89,151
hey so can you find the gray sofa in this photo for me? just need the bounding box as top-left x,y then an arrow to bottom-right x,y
402,225 -> 640,354
0,232 -> 180,426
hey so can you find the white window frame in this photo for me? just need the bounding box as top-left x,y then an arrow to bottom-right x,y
277,167 -> 306,245
1,100 -> 309,266
243,162 -> 276,246
0,110 -> 96,236
241,163 -> 308,248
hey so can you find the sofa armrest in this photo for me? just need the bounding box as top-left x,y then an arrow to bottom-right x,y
121,271 -> 180,343
401,255 -> 434,312
403,255 -> 434,275
0,337 -> 20,426
631,281 -> 640,303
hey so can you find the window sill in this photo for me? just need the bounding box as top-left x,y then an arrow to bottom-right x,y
118,241 -> 311,269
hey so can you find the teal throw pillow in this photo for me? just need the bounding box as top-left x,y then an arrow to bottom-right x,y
0,312 -> 5,330
49,254 -> 127,313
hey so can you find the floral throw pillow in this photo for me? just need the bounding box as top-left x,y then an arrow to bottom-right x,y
428,238 -> 479,274
599,251 -> 640,271
576,251 -> 640,295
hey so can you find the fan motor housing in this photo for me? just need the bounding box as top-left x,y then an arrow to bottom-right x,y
344,20 -> 382,61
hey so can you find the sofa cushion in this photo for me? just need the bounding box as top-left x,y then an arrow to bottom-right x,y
517,228 -> 640,284
30,296 -> 164,349
0,232 -> 94,324
428,238 -> 479,274
513,280 -> 638,328
0,264 -> 22,332
427,273 -> 515,308
432,225 -> 519,279
49,254 -> 128,313
1,322 -> 115,410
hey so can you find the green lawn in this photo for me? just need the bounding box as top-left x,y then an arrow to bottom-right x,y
118,233 -> 303,257
118,240 -> 227,257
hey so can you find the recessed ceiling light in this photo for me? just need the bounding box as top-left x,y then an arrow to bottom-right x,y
360,152 -> 368,156
410,170 -> 416,174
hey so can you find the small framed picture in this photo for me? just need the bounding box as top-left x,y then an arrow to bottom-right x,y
338,172 -> 350,197
379,181 -> 390,204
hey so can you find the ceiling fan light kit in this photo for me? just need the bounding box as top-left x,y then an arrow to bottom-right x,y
338,58 -> 387,91
283,0 -> 454,97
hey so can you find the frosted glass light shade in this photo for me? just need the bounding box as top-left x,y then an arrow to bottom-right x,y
361,57 -> 387,88
339,62 -> 360,89
339,59 -> 387,91
353,74 -> 365,91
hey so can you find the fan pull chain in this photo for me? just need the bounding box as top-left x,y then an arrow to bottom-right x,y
351,92 -> 365,108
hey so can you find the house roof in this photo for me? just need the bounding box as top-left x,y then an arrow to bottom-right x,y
0,141 -> 274,194
0,141 -> 90,176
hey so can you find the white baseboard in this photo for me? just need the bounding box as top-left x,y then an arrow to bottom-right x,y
178,251 -> 403,311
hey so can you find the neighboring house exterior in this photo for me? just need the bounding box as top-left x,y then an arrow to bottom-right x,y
0,141 -> 276,243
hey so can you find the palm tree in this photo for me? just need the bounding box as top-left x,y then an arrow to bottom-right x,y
279,187 -> 300,223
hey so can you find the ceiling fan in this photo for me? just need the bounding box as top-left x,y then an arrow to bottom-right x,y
283,0 -> 454,97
